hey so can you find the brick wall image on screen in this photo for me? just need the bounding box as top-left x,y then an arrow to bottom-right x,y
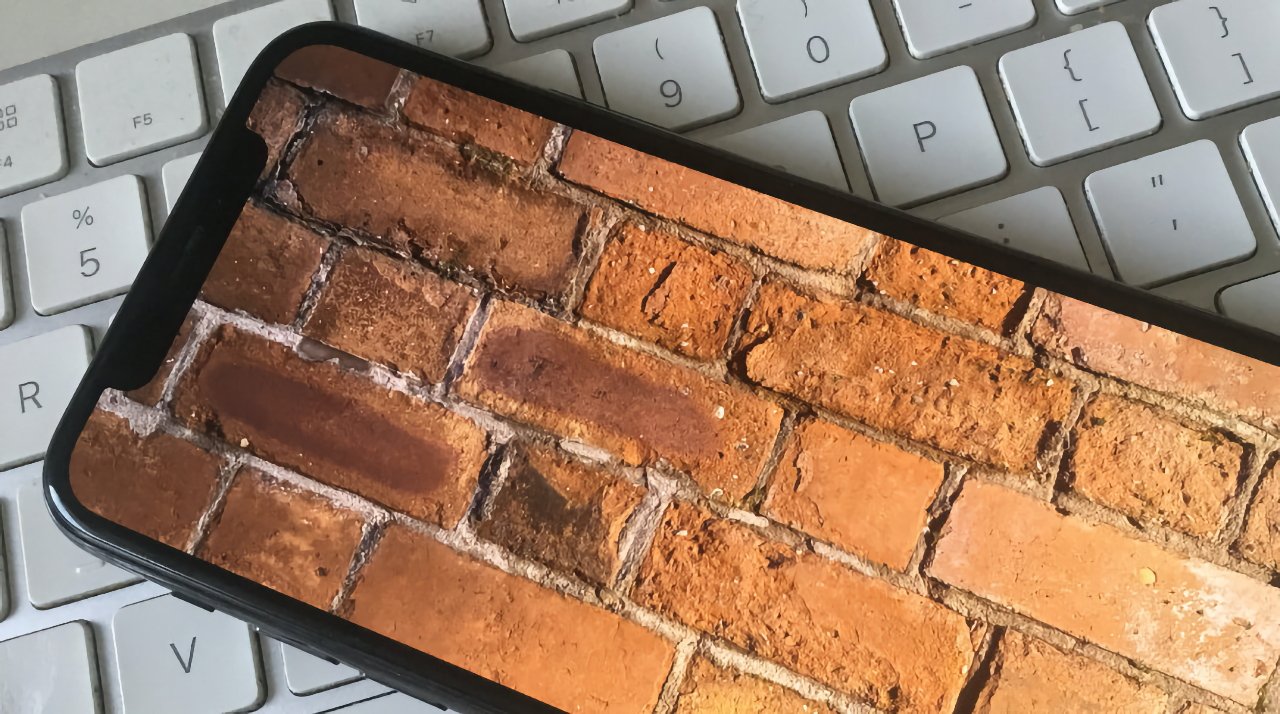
68,46 -> 1280,713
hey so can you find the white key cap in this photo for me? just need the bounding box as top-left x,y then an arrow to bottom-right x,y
0,223 -> 12,330
1150,1 -> 1280,121
999,22 -> 1161,166
595,8 -> 741,131
1243,116 -> 1280,230
0,75 -> 68,197
114,595 -> 264,714
1086,140 -> 1255,286
354,0 -> 491,58
504,0 -> 631,42
1055,0 -> 1120,15
76,34 -> 207,166
18,480 -> 139,608
337,692 -> 445,713
0,326 -> 92,469
21,175 -> 151,315
281,642 -> 362,695
0,622 -> 101,713
1220,274 -> 1280,333
497,50 -> 582,98
711,111 -> 850,191
0,510 -> 7,622
163,152 -> 202,212
737,0 -> 887,101
213,0 -> 334,101
893,0 -> 1035,59
849,66 -> 1006,207
941,187 -> 1090,272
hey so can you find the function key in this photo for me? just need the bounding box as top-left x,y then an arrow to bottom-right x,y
353,0 -> 492,58
0,74 -> 69,197
212,0 -> 333,101
504,0 -> 632,43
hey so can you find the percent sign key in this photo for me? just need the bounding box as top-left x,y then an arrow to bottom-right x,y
72,206 -> 94,229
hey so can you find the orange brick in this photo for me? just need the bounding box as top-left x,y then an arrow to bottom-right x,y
127,314 -> 196,405
275,45 -> 400,110
581,224 -> 753,361
673,658 -> 833,714
633,502 -> 974,713
929,480 -> 1280,705
199,467 -> 364,610
174,325 -> 486,526
973,630 -> 1166,714
1068,395 -> 1243,539
738,282 -> 1073,472
287,109 -> 585,301
302,247 -> 477,382
248,79 -> 309,178
403,75 -> 556,164
348,525 -> 674,713
764,419 -> 944,571
557,133 -> 876,273
1237,460 -> 1280,570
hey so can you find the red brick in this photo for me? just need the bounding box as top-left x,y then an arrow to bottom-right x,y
457,301 -> 784,503
1237,460 -> 1280,570
403,75 -> 555,164
557,133 -> 876,273
70,410 -> 221,549
275,45 -> 399,110
864,240 -> 1028,334
738,282 -> 1073,472
929,480 -> 1280,705
248,79 -> 309,178
348,525 -> 674,713
764,419 -> 944,571
673,658 -> 834,714
1034,295 -> 1280,433
198,467 -> 364,610
633,502 -> 975,713
202,203 -> 327,324
286,109 -> 584,301
127,314 -> 196,405
302,247 -> 477,382
1068,395 -> 1243,539
174,325 -> 486,526
973,630 -> 1166,714
581,223 -> 753,361
476,444 -> 644,585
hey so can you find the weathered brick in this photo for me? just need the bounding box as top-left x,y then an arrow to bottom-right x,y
633,502 -> 975,713
673,658 -> 833,714
764,419 -> 943,571
581,223 -> 752,361
348,525 -> 674,713
557,133 -> 875,273
275,45 -> 399,110
864,240 -> 1028,334
930,480 -> 1280,705
199,467 -> 364,610
174,325 -> 486,526
70,409 -> 221,549
1034,295 -> 1280,432
403,75 -> 555,164
202,203 -> 327,324
302,247 -> 476,381
457,301 -> 784,503
1068,395 -> 1242,539
248,79 -> 309,178
127,314 -> 196,405
286,109 -> 584,300
738,282 -> 1073,472
1237,460 -> 1280,570
973,630 -> 1166,714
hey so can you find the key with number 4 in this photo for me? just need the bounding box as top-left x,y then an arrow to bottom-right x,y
0,75 -> 68,197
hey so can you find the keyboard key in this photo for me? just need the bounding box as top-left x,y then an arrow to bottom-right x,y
0,223 -> 11,330
1220,274 -> 1280,333
0,510 -> 7,622
999,22 -> 1161,166
849,65 -> 1006,207
281,642 -> 362,695
18,479 -> 139,608
0,622 -> 101,713
711,111 -> 850,191
0,75 -> 68,197
114,595 -> 264,714
496,50 -> 583,98
737,0 -> 887,101
504,0 -> 631,42
76,33 -> 207,166
595,7 -> 741,131
335,692 -> 444,713
163,152 -> 202,212
1243,116 -> 1280,229
0,326 -> 92,469
893,0 -> 1035,59
1085,140 -> 1255,286
942,187 -> 1090,272
21,174 -> 151,315
1150,1 -> 1280,120
1055,0 -> 1120,15
354,0 -> 491,58
212,0 -> 333,101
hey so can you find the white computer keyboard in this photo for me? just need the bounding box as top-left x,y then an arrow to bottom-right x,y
2,0 -> 1280,712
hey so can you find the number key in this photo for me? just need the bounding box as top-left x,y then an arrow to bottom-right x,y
354,0 -> 492,58
0,75 -> 69,197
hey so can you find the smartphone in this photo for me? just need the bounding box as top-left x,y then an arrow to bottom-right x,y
45,23 -> 1280,714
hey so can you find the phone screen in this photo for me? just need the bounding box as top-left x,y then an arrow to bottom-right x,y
66,44 -> 1280,713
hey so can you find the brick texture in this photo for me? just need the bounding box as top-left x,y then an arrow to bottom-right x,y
673,658 -> 833,714
1238,459 -> 1280,570
127,314 -> 196,405
248,79 -> 308,178
275,45 -> 399,111
404,75 -> 556,164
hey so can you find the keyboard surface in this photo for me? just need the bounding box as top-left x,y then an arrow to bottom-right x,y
2,0 -> 1279,711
